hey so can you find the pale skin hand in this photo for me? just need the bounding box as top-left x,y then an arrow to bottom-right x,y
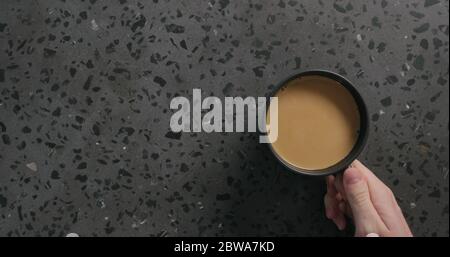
324,160 -> 413,237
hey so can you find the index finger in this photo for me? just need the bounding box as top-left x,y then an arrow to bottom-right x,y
326,175 -> 338,196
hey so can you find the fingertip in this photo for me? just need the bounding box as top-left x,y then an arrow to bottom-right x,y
326,175 -> 338,195
326,176 -> 334,187
325,209 -> 332,219
326,206 -> 336,219
335,214 -> 346,231
343,167 -> 364,185
327,175 -> 334,183
352,159 -> 362,167
337,220 -> 346,231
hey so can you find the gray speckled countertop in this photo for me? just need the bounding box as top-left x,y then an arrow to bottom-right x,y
0,0 -> 448,237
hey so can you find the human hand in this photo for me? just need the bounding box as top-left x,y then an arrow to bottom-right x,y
324,160 -> 413,237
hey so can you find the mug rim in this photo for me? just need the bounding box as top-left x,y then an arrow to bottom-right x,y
266,69 -> 370,176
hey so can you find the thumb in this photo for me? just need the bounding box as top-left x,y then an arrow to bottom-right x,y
343,168 -> 387,237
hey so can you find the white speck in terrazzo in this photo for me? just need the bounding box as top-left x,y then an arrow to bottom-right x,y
90,19 -> 100,31
405,63 -> 411,70
26,162 -> 38,172
379,110 -> 385,115
414,123 -> 422,132
131,218 -> 147,229
356,34 -> 362,41
410,202 -> 416,209
66,233 -> 79,237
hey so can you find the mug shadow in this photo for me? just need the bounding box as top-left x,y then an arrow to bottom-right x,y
219,134 -> 353,237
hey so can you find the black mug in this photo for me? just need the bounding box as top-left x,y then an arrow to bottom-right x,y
266,70 -> 369,176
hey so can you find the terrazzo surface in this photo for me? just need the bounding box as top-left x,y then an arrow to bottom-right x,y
0,0 -> 448,236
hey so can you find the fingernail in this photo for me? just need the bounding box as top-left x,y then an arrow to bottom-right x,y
347,176 -> 361,184
345,168 -> 361,184
366,233 -> 380,237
